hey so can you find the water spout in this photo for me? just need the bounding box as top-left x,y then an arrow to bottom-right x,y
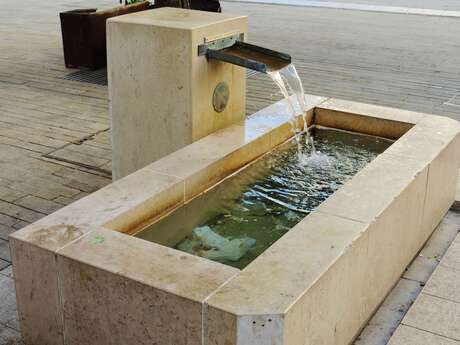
200,38 -> 291,73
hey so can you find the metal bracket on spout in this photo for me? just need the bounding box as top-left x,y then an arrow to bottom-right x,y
198,34 -> 291,73
198,33 -> 242,56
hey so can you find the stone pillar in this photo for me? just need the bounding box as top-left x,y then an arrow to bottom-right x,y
108,8 -> 247,179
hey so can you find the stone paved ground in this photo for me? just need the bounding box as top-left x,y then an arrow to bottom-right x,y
388,212 -> 460,345
1,0 -> 460,344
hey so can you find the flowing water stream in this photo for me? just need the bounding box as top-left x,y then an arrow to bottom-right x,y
268,64 -> 313,162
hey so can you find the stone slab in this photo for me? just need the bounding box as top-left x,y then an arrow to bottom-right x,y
317,152 -> 427,224
424,265 -> 460,303
108,8 -> 248,179
57,227 -> 238,345
402,293 -> 460,341
0,239 -> 11,262
388,325 -> 460,345
11,168 -> 185,250
354,278 -> 422,345
314,98 -> 425,139
440,236 -> 460,271
404,210 -> 460,283
0,274 -> 19,331
0,264 -> 13,278
58,257 -> 203,345
9,240 -> 63,345
57,227 -> 238,303
0,326 -> 23,345
206,211 -> 369,315
0,259 -> 9,271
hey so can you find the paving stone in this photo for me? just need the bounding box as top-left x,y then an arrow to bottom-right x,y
47,147 -> 110,168
388,325 -> 460,345
0,265 -> 13,278
0,326 -> 23,345
0,259 -> 9,271
52,168 -> 110,191
441,236 -> 460,271
402,293 -> 460,341
64,142 -> 111,159
0,214 -> 19,227
425,265 -> 460,303
0,275 -> 19,331
14,195 -> 61,215
11,221 -> 29,231
0,224 -> 15,241
354,278 -> 422,345
0,201 -> 44,224
53,196 -> 76,206
7,178 -> 81,201
0,240 -> 11,262
0,186 -> 26,203
404,211 -> 460,283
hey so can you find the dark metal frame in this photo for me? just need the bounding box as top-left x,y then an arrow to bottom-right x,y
199,40 -> 291,73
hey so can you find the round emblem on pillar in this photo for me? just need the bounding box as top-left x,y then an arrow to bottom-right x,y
212,82 -> 230,113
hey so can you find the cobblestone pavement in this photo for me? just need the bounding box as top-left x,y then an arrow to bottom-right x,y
1,0 -> 460,344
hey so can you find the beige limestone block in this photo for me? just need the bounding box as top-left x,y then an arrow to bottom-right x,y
388,325 -> 460,345
384,115 -> 460,161
363,161 -> 428,315
383,116 -> 460,243
421,139 -> 459,241
205,212 -> 369,345
284,225 -> 370,345
59,257 -> 203,345
57,227 -> 238,345
9,168 -> 184,345
317,98 -> 427,125
108,8 -> 248,179
11,168 -> 184,242
316,147 -> 432,324
315,98 -> 426,139
9,240 -> 64,345
317,152 -> 428,224
204,305 -> 237,345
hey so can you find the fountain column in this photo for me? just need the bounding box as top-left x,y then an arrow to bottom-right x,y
108,8 -> 247,179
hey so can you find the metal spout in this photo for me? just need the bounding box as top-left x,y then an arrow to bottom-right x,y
198,36 -> 291,73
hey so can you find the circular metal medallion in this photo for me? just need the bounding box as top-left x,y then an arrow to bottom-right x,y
212,82 -> 230,113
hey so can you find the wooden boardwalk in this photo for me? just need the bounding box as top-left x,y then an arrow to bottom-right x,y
1,0 -> 460,343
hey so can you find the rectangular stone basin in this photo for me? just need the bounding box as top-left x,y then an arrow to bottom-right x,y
10,96 -> 460,345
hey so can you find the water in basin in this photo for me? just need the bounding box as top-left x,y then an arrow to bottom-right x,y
136,128 -> 392,269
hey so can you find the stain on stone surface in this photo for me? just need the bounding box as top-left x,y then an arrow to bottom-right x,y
89,234 -> 105,245
27,224 -> 83,248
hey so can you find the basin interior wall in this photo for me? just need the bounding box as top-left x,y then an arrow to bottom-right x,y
9,97 -> 460,345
